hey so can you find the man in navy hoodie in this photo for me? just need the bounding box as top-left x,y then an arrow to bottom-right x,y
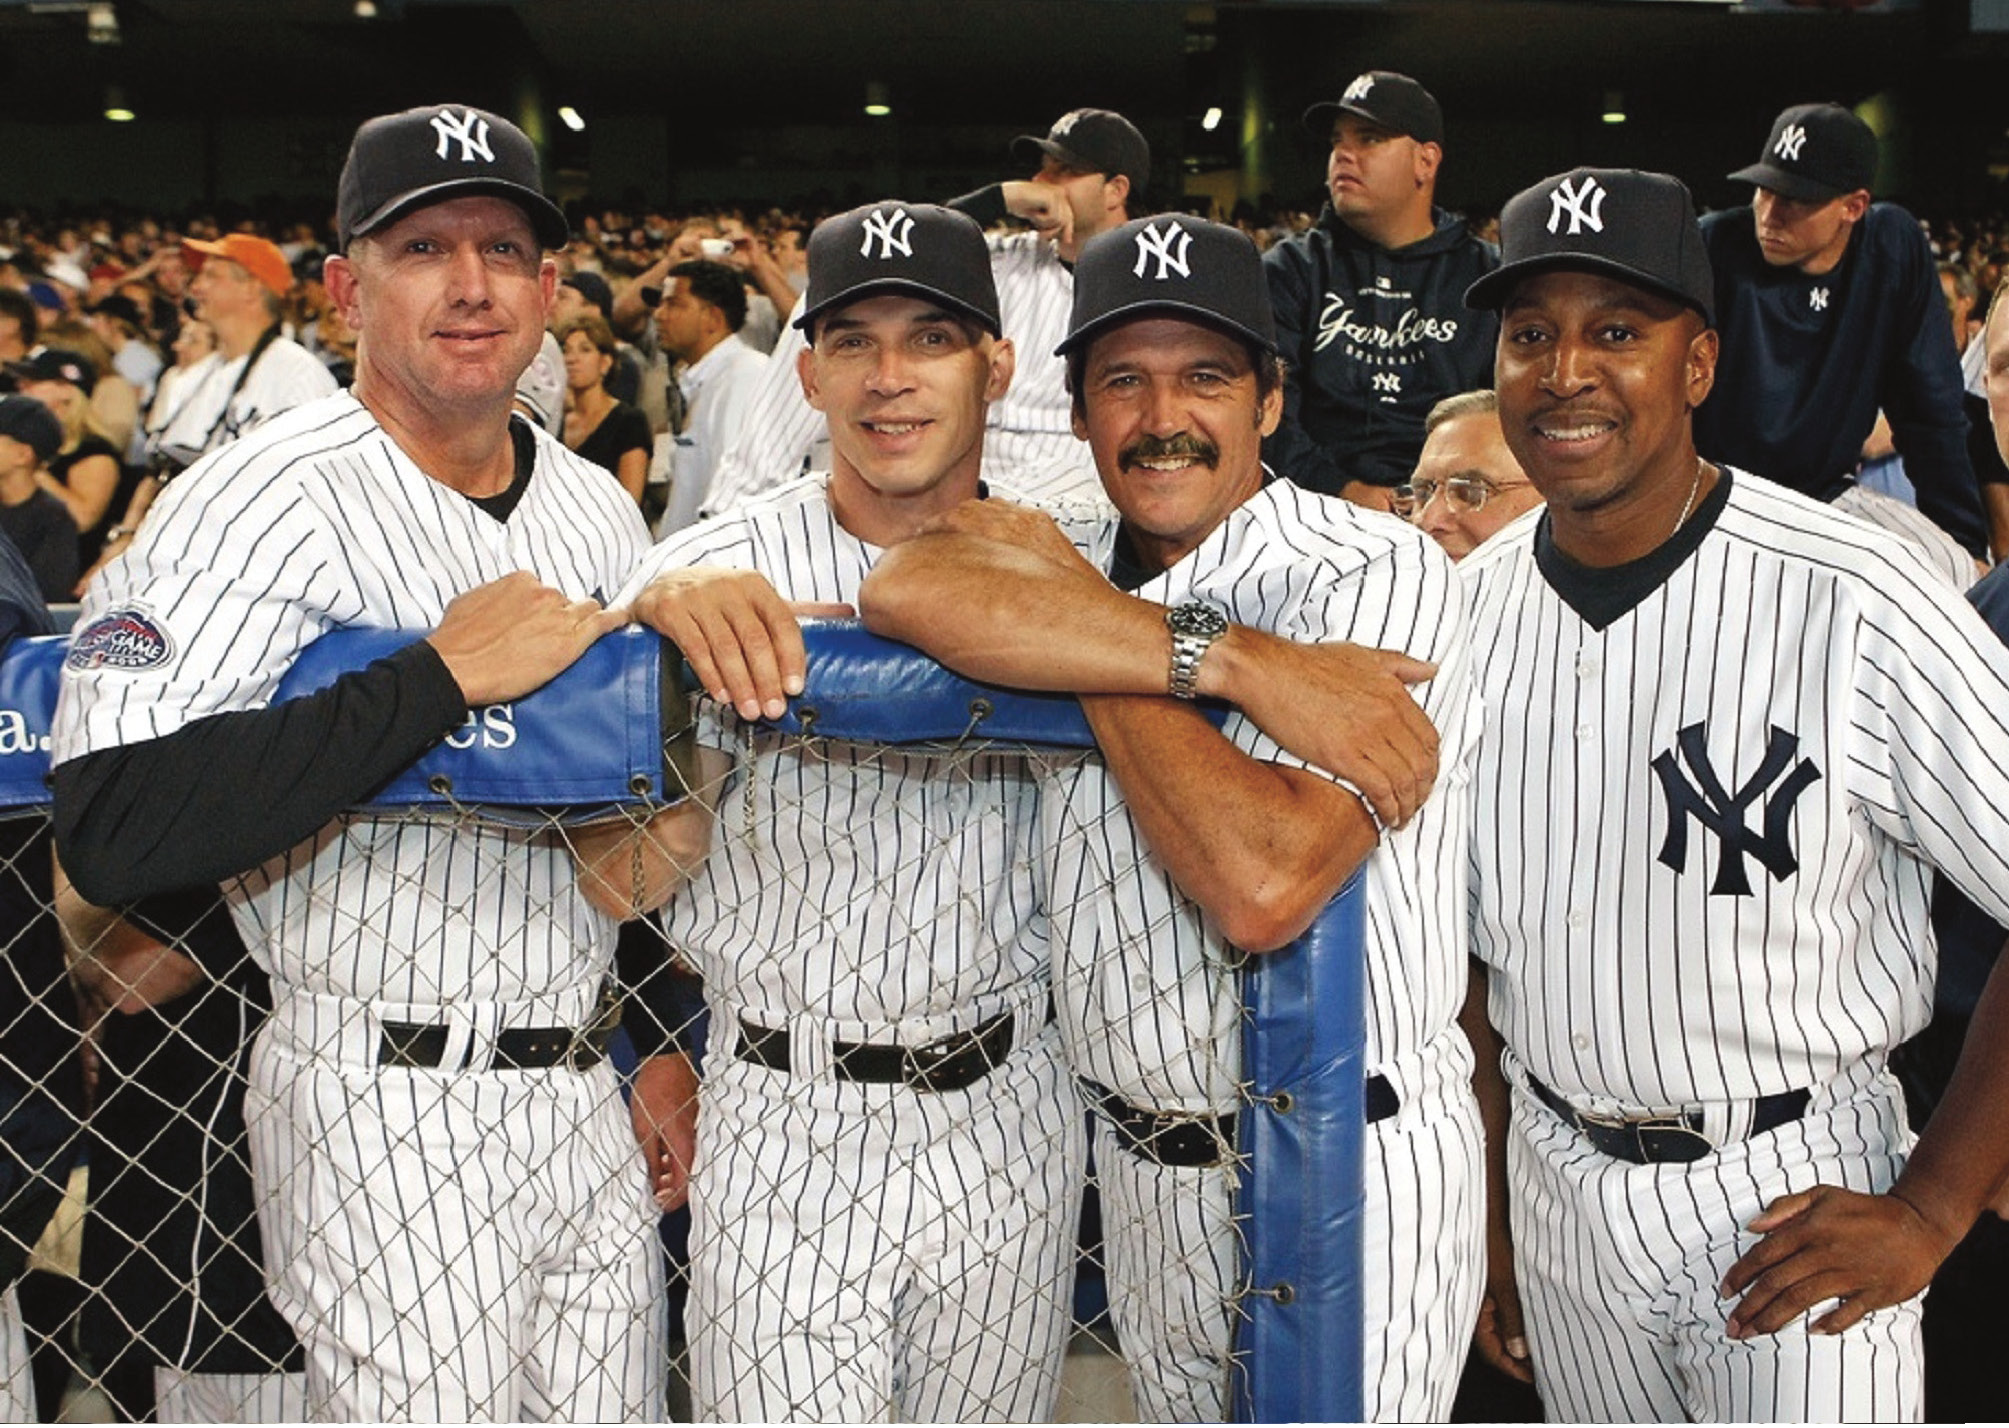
1264,70 -> 1499,509
1696,101 -> 1996,562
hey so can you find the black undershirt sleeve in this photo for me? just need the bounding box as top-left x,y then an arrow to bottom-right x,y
944,184 -> 1010,231
53,640 -> 469,908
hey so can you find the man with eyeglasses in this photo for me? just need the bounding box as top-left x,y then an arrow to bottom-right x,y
1394,389 -> 1543,560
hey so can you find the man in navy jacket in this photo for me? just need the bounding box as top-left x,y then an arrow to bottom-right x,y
1696,101 -> 1996,561
1263,71 -> 1498,510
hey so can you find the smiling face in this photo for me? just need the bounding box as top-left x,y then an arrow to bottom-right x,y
327,195 -> 555,418
1075,316 -> 1277,572
1494,268 -> 1716,532
798,292 -> 1014,524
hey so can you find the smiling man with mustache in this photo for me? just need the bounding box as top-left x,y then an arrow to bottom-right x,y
862,213 -> 1479,1422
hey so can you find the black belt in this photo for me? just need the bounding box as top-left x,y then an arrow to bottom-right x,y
1085,1080 -> 1236,1168
1527,1072 -> 1810,1165
377,1021 -> 615,1072
736,1007 -> 1022,1093
1087,1074 -> 1400,1171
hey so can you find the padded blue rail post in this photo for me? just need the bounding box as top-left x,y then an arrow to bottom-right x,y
0,619 -> 1365,1420
1233,879 -> 1366,1424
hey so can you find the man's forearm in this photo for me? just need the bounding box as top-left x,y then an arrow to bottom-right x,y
1082,692 -> 1375,952
53,641 -> 467,905
1894,935 -> 2009,1241
860,532 -> 1177,694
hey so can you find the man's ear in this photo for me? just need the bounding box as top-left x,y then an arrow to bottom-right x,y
797,343 -> 824,412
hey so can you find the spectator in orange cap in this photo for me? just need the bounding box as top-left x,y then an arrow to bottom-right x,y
82,234 -> 335,588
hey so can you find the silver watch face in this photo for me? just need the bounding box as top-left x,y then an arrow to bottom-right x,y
1167,602 -> 1228,640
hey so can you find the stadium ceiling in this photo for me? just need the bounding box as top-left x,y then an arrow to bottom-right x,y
0,0 -> 1962,130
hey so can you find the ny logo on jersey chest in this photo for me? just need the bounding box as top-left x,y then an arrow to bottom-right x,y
1652,723 -> 1821,896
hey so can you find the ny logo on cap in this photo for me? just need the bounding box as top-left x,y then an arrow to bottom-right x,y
1132,220 -> 1193,281
430,108 -> 494,164
1546,176 -> 1607,237
1052,110 -> 1082,137
1343,74 -> 1375,103
859,207 -> 916,260
1774,123 -> 1809,162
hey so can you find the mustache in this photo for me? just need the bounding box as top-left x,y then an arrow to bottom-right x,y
1119,433 -> 1220,471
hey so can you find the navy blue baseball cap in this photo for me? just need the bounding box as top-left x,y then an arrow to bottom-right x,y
1058,215 -> 1277,357
1303,71 -> 1444,146
1012,109 -> 1153,193
338,103 -> 569,252
796,202 -> 1001,338
1729,102 -> 1878,203
1465,168 -> 1715,327
0,395 -> 62,465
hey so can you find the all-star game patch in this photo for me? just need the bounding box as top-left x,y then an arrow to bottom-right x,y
67,607 -> 176,672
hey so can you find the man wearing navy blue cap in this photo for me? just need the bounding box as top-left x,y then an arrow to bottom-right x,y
53,101 -> 671,1421
860,214 -> 1477,1422
615,200 -> 1102,1422
1461,165 -> 2009,1422
1264,70 -> 1499,510
1698,102 -> 1998,565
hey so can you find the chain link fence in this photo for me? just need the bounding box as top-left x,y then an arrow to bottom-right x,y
0,623 -> 1359,1422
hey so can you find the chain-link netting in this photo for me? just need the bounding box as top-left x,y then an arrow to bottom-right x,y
0,623 -> 1360,1423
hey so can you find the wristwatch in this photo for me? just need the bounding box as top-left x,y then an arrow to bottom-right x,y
1165,602 -> 1228,700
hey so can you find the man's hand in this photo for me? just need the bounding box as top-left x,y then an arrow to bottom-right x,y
631,1052 -> 700,1211
53,854 -> 203,1013
571,803 -> 712,920
1720,1185 -> 1953,1338
998,181 -> 1072,249
631,566 -> 852,721
427,572 -> 630,707
1213,632 -> 1439,829
1473,1222 -> 1536,1383
917,498 -> 1095,578
1338,479 -> 1400,514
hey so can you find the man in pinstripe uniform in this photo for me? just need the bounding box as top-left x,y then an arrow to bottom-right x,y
1460,166 -> 2009,1422
615,199 -> 1088,1423
49,105 -> 680,1420
860,215 -> 1480,1422
701,108 -> 1149,517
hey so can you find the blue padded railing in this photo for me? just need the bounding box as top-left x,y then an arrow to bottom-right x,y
0,618 -> 1364,1421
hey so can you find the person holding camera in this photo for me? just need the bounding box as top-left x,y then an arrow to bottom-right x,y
83,235 -> 334,590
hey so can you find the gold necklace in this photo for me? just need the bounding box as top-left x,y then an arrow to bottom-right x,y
1671,457 -> 1706,538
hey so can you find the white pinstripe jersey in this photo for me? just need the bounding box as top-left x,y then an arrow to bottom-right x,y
703,233 -> 1104,517
615,475 -> 1062,1034
1463,470 -> 2009,1109
1046,481 -> 1476,1112
53,391 -> 652,1006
